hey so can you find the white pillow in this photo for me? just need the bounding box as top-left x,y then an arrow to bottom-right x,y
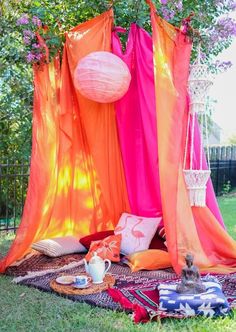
114,213 -> 162,255
32,236 -> 87,257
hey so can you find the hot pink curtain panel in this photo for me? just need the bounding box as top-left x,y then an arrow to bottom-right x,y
112,23 -> 162,218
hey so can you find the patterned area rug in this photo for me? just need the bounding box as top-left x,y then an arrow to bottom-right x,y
6,252 -> 85,277
6,253 -> 236,323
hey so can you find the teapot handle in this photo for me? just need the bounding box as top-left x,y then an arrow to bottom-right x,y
104,259 -> 111,274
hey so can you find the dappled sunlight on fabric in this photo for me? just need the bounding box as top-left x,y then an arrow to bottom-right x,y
73,218 -> 92,236
36,218 -> 74,239
57,165 -> 72,195
73,167 -> 91,191
49,65 -> 57,90
42,202 -> 51,217
68,30 -> 89,42
85,197 -> 94,210
156,49 -> 174,84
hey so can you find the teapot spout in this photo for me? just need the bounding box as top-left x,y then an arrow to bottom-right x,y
83,258 -> 89,274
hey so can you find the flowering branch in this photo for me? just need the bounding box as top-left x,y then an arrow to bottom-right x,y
16,13 -> 62,64
15,0 -> 236,68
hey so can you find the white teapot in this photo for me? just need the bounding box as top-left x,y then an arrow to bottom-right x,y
83,252 -> 111,284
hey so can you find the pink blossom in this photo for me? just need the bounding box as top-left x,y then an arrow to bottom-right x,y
208,17 -> 236,47
214,0 -> 236,11
32,16 -> 42,27
230,2 -> 236,10
32,43 -> 40,49
160,0 -> 168,5
175,1 -> 183,11
211,60 -> 232,72
23,36 -> 31,45
23,30 -> 35,38
180,23 -> 188,33
26,52 -> 35,63
16,14 -> 29,25
161,8 -> 175,21
35,53 -> 43,61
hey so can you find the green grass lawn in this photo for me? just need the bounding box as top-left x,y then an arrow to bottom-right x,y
0,194 -> 236,332
218,193 -> 236,239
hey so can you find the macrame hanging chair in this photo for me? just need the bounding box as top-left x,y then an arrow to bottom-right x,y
183,45 -> 213,207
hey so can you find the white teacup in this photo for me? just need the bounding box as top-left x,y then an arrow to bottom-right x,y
74,275 -> 91,287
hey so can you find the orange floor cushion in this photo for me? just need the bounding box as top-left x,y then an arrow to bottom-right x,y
125,249 -> 172,272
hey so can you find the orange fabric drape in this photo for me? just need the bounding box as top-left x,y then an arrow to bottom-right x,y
0,10 -> 130,272
63,10 -> 130,226
147,0 -> 236,274
0,58 -> 61,272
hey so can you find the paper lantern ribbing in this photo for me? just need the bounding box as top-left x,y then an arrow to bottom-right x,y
74,51 -> 131,103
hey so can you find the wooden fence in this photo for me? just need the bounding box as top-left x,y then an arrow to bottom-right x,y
209,145 -> 236,161
209,145 -> 236,196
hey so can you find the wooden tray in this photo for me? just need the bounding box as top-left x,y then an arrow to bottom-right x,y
50,272 -> 115,296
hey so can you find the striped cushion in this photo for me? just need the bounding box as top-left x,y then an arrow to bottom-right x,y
32,236 -> 87,257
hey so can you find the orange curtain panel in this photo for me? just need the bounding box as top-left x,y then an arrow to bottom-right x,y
63,10 -> 130,226
147,0 -> 236,274
0,58 -> 61,272
0,10 -> 130,272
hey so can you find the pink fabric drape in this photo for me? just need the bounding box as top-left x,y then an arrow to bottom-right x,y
112,23 -> 162,217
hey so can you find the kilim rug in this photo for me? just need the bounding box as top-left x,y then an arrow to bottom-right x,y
6,253 -> 236,323
6,252 -> 85,277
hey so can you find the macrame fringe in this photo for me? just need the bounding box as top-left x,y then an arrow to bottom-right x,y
188,187 -> 207,207
183,170 -> 211,207
12,259 -> 84,284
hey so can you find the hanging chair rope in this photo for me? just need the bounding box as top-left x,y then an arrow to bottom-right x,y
205,111 -> 211,169
183,110 -> 191,170
183,43 -> 212,207
190,113 -> 195,170
200,112 -> 203,170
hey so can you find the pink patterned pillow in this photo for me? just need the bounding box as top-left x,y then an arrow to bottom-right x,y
114,213 -> 162,255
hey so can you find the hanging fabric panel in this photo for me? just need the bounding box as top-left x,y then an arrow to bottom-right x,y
112,23 -> 162,217
147,0 -> 236,273
64,9 -> 130,226
0,10 -> 130,272
0,58 -> 61,272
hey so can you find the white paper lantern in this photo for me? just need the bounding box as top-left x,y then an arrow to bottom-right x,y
74,51 -> 131,103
